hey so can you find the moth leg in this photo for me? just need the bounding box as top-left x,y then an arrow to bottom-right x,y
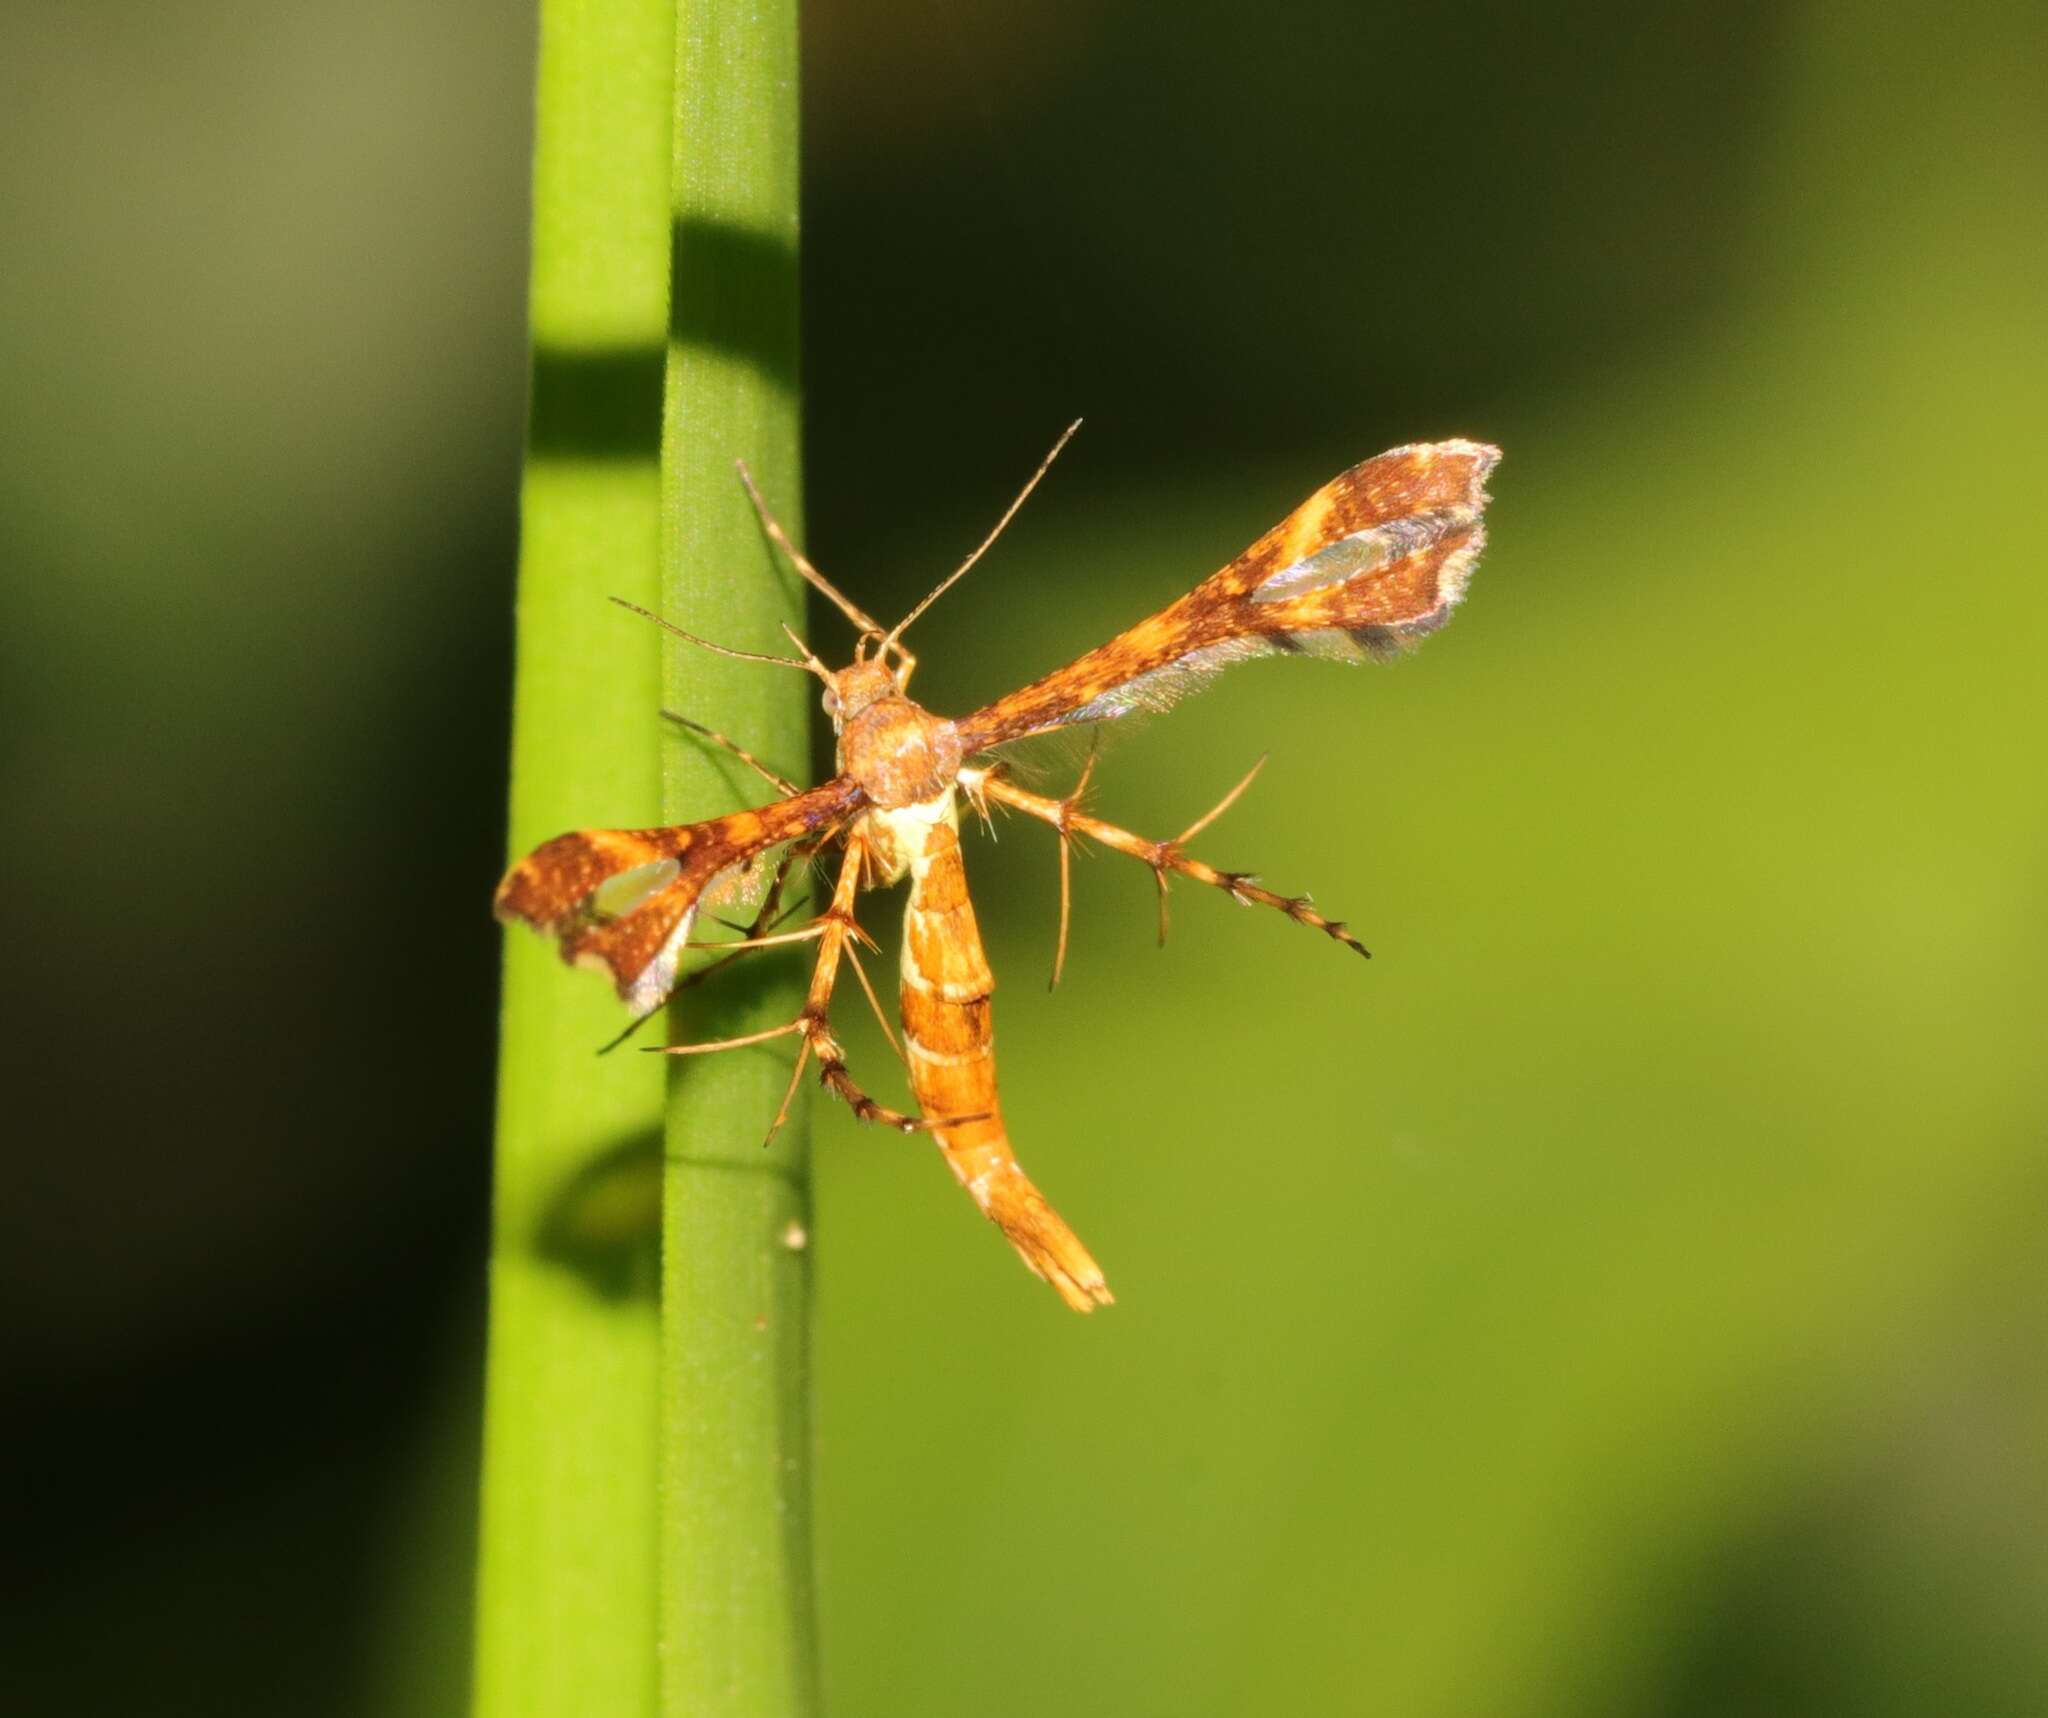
654,1020 -> 805,1057
973,765 -> 1370,960
654,834 -> 972,1139
776,830 -> 955,1141
1048,732 -> 1102,990
841,937 -> 908,1066
661,710 -> 801,797
677,840 -> 818,992
684,924 -> 825,954
592,850 -> 812,1055
698,893 -> 809,945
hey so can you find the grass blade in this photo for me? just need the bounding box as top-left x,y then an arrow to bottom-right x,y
657,0 -> 818,1713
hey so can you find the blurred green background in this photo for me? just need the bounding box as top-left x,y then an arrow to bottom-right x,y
5,1 -> 2044,1714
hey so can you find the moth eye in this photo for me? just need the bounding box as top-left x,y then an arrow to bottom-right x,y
821,688 -> 841,720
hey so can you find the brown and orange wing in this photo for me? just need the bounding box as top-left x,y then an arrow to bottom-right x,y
954,440 -> 1499,751
494,775 -> 864,1012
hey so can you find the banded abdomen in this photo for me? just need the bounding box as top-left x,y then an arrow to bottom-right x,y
898,809 -> 1112,1311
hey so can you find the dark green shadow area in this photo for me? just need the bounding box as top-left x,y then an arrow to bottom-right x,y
531,930 -> 817,1303
669,215 -> 799,397
527,345 -> 666,461
522,218 -> 795,465
533,1124 -> 663,1301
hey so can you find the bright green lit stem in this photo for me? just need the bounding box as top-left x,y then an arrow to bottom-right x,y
657,1 -> 818,1716
475,2 -> 680,1714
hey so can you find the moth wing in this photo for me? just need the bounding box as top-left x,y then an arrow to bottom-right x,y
954,441 -> 1498,748
494,776 -> 863,1012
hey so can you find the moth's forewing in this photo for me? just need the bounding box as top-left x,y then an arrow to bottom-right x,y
955,441 -> 1499,747
1243,488 -> 1488,659
495,776 -> 862,1012
1227,439 -> 1498,607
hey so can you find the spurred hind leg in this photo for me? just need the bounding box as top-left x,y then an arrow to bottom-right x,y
971,764 -> 1369,958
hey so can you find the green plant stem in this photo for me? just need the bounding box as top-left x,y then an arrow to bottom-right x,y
478,2 -> 811,1708
656,2 -> 816,1714
475,2 -> 676,1715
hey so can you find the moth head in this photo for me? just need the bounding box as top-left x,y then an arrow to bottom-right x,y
822,633 -> 911,732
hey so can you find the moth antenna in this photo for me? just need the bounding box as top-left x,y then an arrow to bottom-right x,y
659,711 -> 801,796
735,459 -> 886,636
884,418 -> 1082,650
777,622 -> 833,679
610,597 -> 828,683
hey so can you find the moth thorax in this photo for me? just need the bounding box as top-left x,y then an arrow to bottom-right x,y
839,696 -> 963,809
